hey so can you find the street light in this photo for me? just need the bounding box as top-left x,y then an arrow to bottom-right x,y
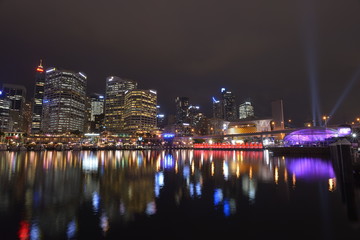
323,115 -> 330,128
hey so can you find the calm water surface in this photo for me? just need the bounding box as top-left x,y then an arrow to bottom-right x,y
0,150 -> 359,240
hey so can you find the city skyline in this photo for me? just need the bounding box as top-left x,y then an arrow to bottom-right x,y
1,0 -> 360,125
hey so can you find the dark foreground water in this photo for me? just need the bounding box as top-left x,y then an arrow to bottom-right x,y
0,150 -> 359,240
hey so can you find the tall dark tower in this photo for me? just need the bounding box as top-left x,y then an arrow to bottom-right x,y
212,97 -> 222,119
221,88 -> 237,121
175,97 -> 189,124
2,83 -> 26,132
31,60 -> 45,133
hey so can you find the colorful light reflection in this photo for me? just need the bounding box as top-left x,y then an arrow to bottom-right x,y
286,158 -> 335,179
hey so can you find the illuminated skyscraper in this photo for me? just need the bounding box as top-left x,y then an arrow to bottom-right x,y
1,83 -> 26,131
0,91 -> 10,132
41,67 -> 87,133
123,89 -> 157,134
22,102 -> 32,134
175,97 -> 190,124
188,105 -> 203,128
104,76 -> 137,133
156,105 -> 166,130
31,60 -> 45,133
212,88 -> 237,121
89,93 -> 104,121
212,97 -> 222,119
221,88 -> 237,121
239,101 -> 254,119
86,93 -> 105,133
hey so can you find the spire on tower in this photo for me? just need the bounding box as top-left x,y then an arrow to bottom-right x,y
36,59 -> 44,72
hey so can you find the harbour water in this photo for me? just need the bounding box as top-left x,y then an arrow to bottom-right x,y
0,150 -> 359,239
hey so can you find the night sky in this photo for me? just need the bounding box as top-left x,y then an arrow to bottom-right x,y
1,0 -> 360,126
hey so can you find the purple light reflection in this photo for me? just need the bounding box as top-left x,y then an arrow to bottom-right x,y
286,158 -> 335,179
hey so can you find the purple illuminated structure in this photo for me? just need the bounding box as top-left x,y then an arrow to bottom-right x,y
283,127 -> 338,146
286,157 -> 335,179
337,126 -> 351,137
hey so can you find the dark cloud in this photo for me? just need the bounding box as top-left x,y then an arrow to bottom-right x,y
1,0 -> 360,125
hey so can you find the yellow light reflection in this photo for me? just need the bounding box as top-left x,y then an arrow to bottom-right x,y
275,167 -> 279,184
328,178 -> 336,192
211,162 -> 214,176
236,165 -> 240,178
156,159 -> 161,171
284,169 -> 288,183
292,173 -> 296,187
249,166 -> 253,179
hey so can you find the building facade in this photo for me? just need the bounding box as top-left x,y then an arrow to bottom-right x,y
156,105 -> 167,130
86,93 -> 105,133
89,93 -> 104,122
31,60 -> 45,133
175,97 -> 190,124
22,102 -> 32,134
104,76 -> 137,133
212,88 -> 237,121
41,68 -> 87,133
212,97 -> 222,119
1,83 -> 26,132
123,90 -> 157,134
221,88 -> 237,121
239,101 -> 254,119
0,91 -> 10,132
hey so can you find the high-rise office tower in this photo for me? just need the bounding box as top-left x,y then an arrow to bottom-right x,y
86,93 -> 105,133
239,101 -> 254,119
0,91 -> 10,132
123,89 -> 157,134
1,83 -> 26,132
156,105 -> 166,129
41,67 -> 87,133
221,88 -> 237,121
104,76 -> 137,133
188,105 -> 206,134
175,97 -> 189,124
22,101 -> 32,134
188,105 -> 200,125
31,60 -> 45,133
89,93 -> 104,121
212,96 -> 222,119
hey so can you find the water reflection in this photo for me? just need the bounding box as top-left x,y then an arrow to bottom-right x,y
286,157 -> 335,179
0,150 -> 358,239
